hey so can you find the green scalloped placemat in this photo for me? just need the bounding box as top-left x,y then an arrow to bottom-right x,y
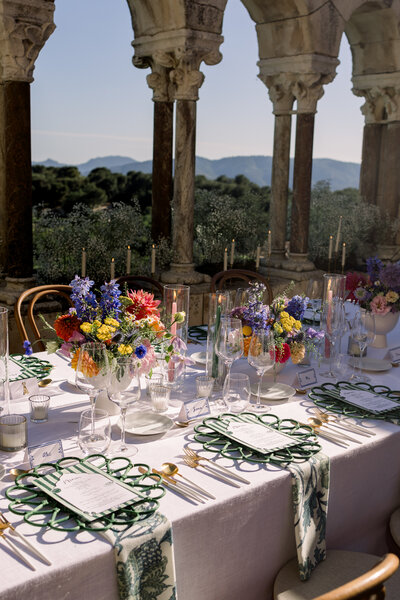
308,381 -> 400,422
9,354 -> 53,381
5,455 -> 165,532
193,412 -> 321,466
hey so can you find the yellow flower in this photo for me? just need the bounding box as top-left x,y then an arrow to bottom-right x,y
281,315 -> 295,332
93,319 -> 102,327
80,322 -> 92,334
273,322 -> 283,334
242,325 -> 252,337
290,342 -> 306,364
294,320 -> 302,331
118,344 -> 133,355
104,317 -> 120,328
386,291 -> 399,303
96,324 -> 115,341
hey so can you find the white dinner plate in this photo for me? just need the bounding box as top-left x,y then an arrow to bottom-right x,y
122,411 -> 174,436
250,382 -> 296,401
303,309 -> 320,323
348,357 -> 392,372
191,352 -> 207,365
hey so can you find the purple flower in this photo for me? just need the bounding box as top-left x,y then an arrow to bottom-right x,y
366,257 -> 383,282
354,287 -> 371,302
70,276 -> 98,321
305,327 -> 324,340
134,344 -> 147,359
379,263 -> 400,290
99,280 -> 121,320
23,340 -> 33,356
286,295 -> 308,320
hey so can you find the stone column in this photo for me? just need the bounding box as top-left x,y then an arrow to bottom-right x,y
260,74 -> 294,267
359,123 -> 382,205
0,0 -> 55,287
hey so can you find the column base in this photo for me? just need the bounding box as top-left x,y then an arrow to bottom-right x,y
268,250 -> 289,269
0,276 -> 36,305
160,263 -> 210,285
377,244 -> 400,261
260,254 -> 321,283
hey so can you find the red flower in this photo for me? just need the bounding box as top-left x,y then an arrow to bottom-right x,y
346,272 -> 368,302
54,314 -> 81,342
275,343 -> 290,363
125,289 -> 161,321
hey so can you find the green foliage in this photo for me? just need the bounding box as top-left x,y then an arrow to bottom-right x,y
308,181 -> 397,268
33,202 -> 151,285
193,189 -> 270,265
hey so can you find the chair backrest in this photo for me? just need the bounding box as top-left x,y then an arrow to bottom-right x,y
210,269 -> 273,305
14,285 -> 73,352
312,553 -> 399,600
116,275 -> 164,298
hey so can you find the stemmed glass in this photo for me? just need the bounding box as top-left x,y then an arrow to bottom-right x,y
75,342 -> 110,412
215,317 -> 244,406
351,310 -> 376,382
319,300 -> 346,380
306,278 -> 322,325
78,408 -> 111,456
247,329 -> 275,411
107,356 -> 141,455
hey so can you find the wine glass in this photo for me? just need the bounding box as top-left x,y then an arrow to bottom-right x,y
319,300 -> 345,380
75,342 -> 110,409
215,317 -> 244,405
306,278 -> 322,325
78,408 -> 111,456
107,356 -> 141,455
351,310 -> 376,382
247,329 -> 275,411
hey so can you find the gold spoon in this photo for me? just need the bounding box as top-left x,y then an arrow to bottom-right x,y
174,420 -> 189,428
160,462 -> 215,499
308,417 -> 361,444
38,378 -> 52,388
9,468 -> 32,479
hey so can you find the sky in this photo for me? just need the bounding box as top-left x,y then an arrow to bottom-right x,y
31,0 -> 364,166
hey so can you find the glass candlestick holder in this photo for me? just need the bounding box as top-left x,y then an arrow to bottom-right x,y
205,291 -> 229,390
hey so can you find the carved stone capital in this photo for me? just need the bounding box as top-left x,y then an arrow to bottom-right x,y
292,72 -> 335,114
131,29 -> 223,101
353,85 -> 400,124
0,0 -> 55,83
259,73 -> 295,115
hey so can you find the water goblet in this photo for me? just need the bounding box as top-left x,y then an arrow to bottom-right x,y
247,329 -> 275,411
351,310 -> 376,382
223,373 -> 251,413
215,316 -> 244,405
78,408 -> 111,456
107,356 -> 141,455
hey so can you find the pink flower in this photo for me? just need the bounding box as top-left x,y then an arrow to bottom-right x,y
369,295 -> 391,315
60,342 -> 72,357
136,339 -> 157,375
68,330 -> 86,343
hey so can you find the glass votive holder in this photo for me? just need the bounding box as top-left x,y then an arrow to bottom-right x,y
0,414 -> 27,452
150,384 -> 171,413
145,373 -> 164,397
29,394 -> 50,423
196,375 -> 215,398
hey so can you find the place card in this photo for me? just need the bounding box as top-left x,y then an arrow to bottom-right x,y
206,415 -> 298,455
389,346 -> 400,363
178,397 -> 211,423
28,439 -> 64,468
339,388 -> 400,415
35,462 -> 143,522
297,368 -> 318,389
9,377 -> 39,401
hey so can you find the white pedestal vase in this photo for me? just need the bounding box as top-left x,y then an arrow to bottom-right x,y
364,311 -> 399,349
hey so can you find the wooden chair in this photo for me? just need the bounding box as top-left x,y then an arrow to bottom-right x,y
389,507 -> 400,550
274,551 -> 400,600
14,284 -> 73,351
116,275 -> 164,298
210,269 -> 273,304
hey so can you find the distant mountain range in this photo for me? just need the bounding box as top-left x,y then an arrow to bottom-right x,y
34,154 -> 361,191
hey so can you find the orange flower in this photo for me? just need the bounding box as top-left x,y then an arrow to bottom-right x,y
70,348 -> 100,376
125,290 -> 161,321
54,314 -> 81,342
243,336 -> 251,357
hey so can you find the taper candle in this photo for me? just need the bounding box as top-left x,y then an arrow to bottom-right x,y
255,246 -> 261,269
267,230 -> 272,257
81,248 -> 87,278
151,244 -> 156,274
341,242 -> 346,267
126,245 -> 131,275
328,236 -> 333,260
110,257 -> 115,280
335,216 -> 342,253
223,248 -> 228,271
230,239 -> 235,267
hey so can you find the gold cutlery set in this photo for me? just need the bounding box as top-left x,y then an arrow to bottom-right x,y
0,511 -> 52,570
305,407 -> 376,448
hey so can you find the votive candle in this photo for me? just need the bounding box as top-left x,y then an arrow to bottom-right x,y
223,248 -> 228,271
151,244 -> 156,274
110,257 -> 115,280
81,248 -> 87,278
126,245 -> 131,275
230,239 -> 235,267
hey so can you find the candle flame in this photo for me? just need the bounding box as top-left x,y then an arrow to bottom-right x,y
127,245 -> 130,250
111,258 -> 115,263
152,244 -> 155,249
173,291 -> 177,301
82,247 -> 85,251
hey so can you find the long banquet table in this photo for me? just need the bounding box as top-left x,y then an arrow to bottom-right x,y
1,323 -> 400,600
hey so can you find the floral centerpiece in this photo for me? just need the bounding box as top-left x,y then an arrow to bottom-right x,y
37,276 -> 186,375
346,257 -> 400,314
230,283 -> 323,365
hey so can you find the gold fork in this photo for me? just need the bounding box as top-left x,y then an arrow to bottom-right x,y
0,523 -> 35,570
183,455 -> 241,487
183,448 -> 251,484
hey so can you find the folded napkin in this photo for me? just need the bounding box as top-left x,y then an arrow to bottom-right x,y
287,452 -> 330,581
103,512 -> 176,600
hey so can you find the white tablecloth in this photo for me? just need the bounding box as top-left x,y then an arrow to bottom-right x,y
1,324 -> 400,600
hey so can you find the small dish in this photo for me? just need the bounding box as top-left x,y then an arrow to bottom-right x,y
191,352 -> 207,365
122,411 -> 174,436
250,382 -> 296,401
348,357 -> 392,372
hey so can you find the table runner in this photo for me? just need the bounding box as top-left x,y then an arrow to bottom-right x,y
288,452 -> 329,580
103,513 -> 176,600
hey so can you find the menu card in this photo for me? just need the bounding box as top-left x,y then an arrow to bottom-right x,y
340,388 -> 400,415
35,462 -> 142,522
206,416 -> 299,455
